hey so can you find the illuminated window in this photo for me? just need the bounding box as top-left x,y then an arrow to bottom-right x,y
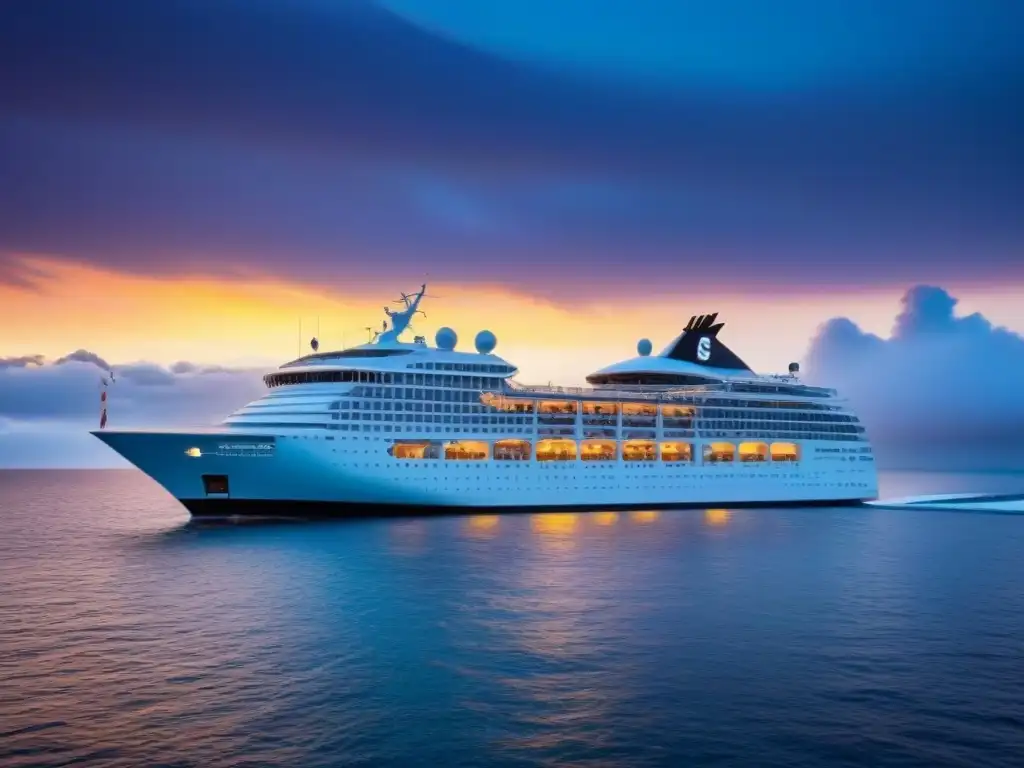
536,438 -> 577,461
538,400 -> 577,415
770,442 -> 800,462
481,394 -> 535,413
622,403 -> 657,417
660,441 -> 693,462
444,440 -> 488,460
703,442 -> 735,463
582,401 -> 618,415
185,447 -> 202,458
660,405 -> 694,418
390,440 -> 442,459
494,439 -> 531,461
580,439 -> 617,461
739,442 -> 768,462
623,439 -> 657,461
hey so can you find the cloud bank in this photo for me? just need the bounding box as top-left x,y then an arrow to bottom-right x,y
806,285 -> 1024,470
0,353 -> 264,467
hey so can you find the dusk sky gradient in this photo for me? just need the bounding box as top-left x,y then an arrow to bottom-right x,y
1,0 -> 1022,466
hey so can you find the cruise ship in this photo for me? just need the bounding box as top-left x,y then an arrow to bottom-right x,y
93,285 -> 878,517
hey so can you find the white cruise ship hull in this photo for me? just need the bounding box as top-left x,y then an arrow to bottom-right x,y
93,429 -> 878,518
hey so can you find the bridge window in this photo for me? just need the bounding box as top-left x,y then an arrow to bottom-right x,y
770,442 -> 800,462
739,442 -> 769,462
537,438 -> 577,461
703,442 -> 735,463
580,439 -> 617,461
660,441 -> 693,462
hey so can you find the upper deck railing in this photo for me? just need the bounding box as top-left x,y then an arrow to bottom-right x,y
505,377 -> 837,401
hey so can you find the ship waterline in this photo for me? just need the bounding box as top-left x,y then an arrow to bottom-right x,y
93,286 -> 878,517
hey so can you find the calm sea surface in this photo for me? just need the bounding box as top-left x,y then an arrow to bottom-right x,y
2,470 -> 1023,768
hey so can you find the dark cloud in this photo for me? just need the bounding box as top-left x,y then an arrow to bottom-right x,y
0,353 -> 267,466
805,286 -> 1024,469
0,0 -> 1021,293
0,354 -> 45,369
54,349 -> 112,371
0,354 -> 264,423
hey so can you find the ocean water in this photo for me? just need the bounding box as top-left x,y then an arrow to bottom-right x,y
2,470 -> 1023,768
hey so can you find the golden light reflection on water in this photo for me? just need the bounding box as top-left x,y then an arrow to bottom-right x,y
705,508 -> 731,527
530,513 -> 578,535
529,513 -> 578,551
629,510 -> 660,524
591,511 -> 619,526
464,514 -> 500,539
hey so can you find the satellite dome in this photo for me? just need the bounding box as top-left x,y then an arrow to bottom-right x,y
475,330 -> 497,354
435,327 -> 458,350
637,338 -> 653,356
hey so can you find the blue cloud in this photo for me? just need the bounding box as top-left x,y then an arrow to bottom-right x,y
805,286 -> 1024,469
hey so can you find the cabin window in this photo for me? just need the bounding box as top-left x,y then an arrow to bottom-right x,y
444,441 -> 488,460
494,439 -> 531,461
580,439 -> 617,461
539,400 -> 577,415
703,442 -> 735,463
622,403 -> 657,417
536,438 -> 577,461
661,405 -> 694,418
660,441 -> 693,462
739,442 -> 769,462
390,440 -> 442,459
770,442 -> 800,462
582,401 -> 618,415
481,394 -> 535,413
623,439 -> 657,461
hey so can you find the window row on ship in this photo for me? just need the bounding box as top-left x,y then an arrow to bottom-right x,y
388,438 -> 802,463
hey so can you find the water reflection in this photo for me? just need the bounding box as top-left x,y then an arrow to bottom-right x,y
464,514 -> 500,539
705,508 -> 730,527
591,512 -> 619,526
629,510 -> 660,524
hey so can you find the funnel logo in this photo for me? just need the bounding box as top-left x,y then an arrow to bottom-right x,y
697,336 -> 712,362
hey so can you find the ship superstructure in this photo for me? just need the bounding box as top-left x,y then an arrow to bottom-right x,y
94,286 -> 877,517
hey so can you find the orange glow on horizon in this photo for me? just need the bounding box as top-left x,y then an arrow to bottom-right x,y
5,253 -> 1023,385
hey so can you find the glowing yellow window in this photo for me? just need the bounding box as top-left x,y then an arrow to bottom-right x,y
444,440 -> 489,460
660,441 -> 693,462
703,442 -> 735,463
391,440 -> 441,459
739,442 -> 768,462
536,438 -> 577,461
580,439 -> 617,461
494,439 -> 531,461
623,439 -> 657,461
770,442 -> 800,462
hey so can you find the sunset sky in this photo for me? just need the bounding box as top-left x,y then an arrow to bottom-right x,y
1,0 -> 1022,467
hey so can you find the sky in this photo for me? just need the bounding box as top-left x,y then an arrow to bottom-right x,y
0,0 -> 1022,467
